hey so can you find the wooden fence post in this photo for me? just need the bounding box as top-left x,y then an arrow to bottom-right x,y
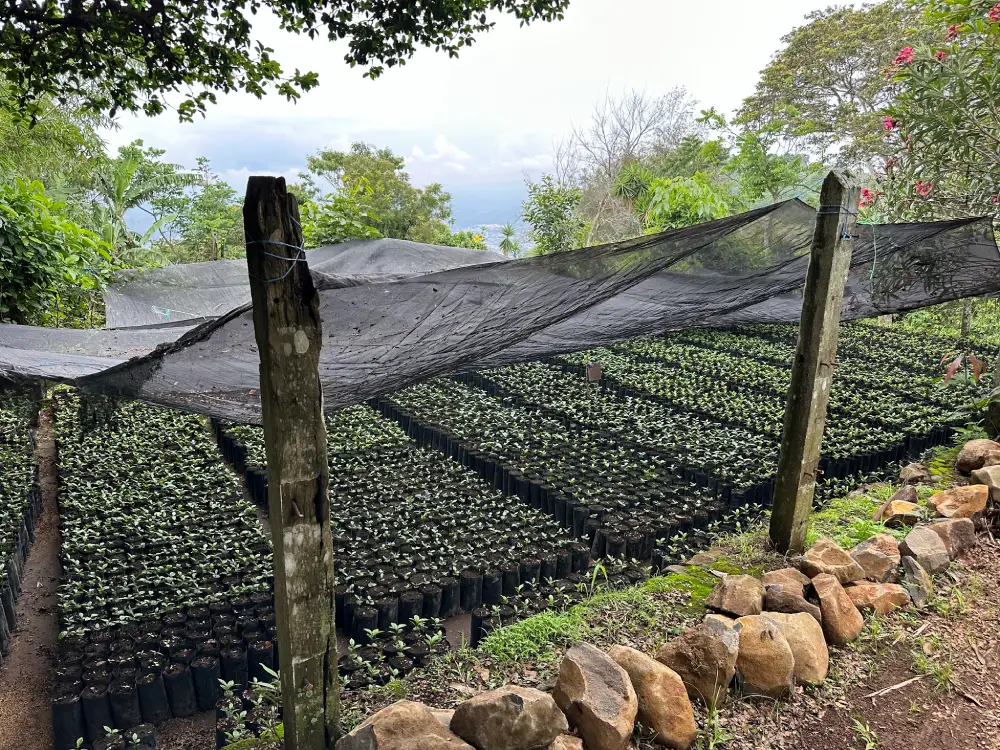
245,176 -> 339,748
769,171 -> 860,554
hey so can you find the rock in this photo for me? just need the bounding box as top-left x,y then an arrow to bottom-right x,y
762,612 -> 829,685
796,537 -> 866,584
901,556 -> 934,608
877,499 -> 924,528
899,526 -> 950,575
971,465 -> 1000,503
811,573 -> 864,646
761,568 -> 811,599
687,550 -> 723,566
433,710 -> 456,729
733,616 -> 794,699
338,700 -> 476,750
450,685 -> 567,750
929,486 -> 988,520
705,575 -> 764,618
873,486 -> 918,521
844,582 -> 911,616
955,439 -> 1000,474
655,619 -> 739,710
547,737 -> 583,750
899,462 -> 932,485
850,534 -> 901,583
553,643 -> 637,750
927,518 -> 977,559
703,614 -> 736,629
608,645 -> 696,750
763,585 -> 823,626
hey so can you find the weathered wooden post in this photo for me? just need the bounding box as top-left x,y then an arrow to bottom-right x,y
245,176 -> 339,748
769,171 -> 860,553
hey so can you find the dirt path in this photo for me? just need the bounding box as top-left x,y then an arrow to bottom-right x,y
0,406 -> 61,750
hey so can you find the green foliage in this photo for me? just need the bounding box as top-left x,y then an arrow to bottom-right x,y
737,2 -> 924,167
434,228 -> 487,250
878,0 -> 1000,219
498,223 -> 521,257
702,108 -> 824,206
303,142 -> 453,242
92,140 -> 199,265
521,175 -> 586,254
0,79 -> 106,188
0,179 -> 111,326
647,134 -> 730,180
300,181 -> 383,249
642,173 -> 732,232
155,158 -> 244,262
1,1 -> 569,121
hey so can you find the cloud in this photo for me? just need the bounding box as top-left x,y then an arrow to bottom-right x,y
103,0 -> 850,224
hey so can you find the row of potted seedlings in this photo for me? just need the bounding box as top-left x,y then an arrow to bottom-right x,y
460,363 -> 778,493
214,407 -> 604,659
0,390 -> 42,660
52,391 -> 274,750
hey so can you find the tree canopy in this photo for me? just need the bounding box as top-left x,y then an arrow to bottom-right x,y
736,2 -> 925,168
1,0 -> 569,121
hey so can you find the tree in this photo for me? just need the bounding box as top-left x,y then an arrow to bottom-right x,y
303,142 -> 453,242
0,179 -> 112,326
0,79 -> 106,189
1,1 -> 569,121
646,134 -> 730,180
299,181 -> 382,249
873,0 -> 1000,220
521,175 -> 586,255
642,173 -> 733,232
158,158 -> 245,262
498,223 -> 521,257
737,2 -> 926,168
557,88 -> 700,243
702,109 -> 824,206
91,140 -> 199,264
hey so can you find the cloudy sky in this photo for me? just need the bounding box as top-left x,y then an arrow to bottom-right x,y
106,0 -> 857,227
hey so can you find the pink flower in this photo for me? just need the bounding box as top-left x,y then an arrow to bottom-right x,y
935,50 -> 948,61
990,3 -> 1000,22
915,180 -> 933,197
946,24 -> 961,40
894,46 -> 915,65
993,195 -> 1000,205
859,188 -> 879,208
883,115 -> 897,131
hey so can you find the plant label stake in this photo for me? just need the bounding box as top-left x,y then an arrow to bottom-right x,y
585,361 -> 602,383
769,170 -> 860,554
245,176 -> 339,749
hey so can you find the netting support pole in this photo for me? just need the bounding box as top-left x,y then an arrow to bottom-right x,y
245,176 -> 339,749
769,171 -> 860,554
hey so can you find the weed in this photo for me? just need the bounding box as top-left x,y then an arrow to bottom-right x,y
697,704 -> 734,749
851,717 -> 879,749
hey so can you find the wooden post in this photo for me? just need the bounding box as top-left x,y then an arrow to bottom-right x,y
245,176 -> 339,748
769,171 -> 860,554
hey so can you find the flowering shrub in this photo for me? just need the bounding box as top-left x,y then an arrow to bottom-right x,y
893,46 -> 915,64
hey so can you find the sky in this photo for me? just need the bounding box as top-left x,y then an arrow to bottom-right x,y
105,0 -> 859,228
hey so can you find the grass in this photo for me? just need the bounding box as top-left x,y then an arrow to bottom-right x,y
479,566 -> 721,667
804,487 -> 903,548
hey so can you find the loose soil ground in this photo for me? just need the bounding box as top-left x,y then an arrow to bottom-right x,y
0,408 -> 61,750
722,540 -> 1000,750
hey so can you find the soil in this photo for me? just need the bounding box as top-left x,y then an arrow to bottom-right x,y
720,535 -> 1000,750
157,712 -> 216,750
0,407 -> 61,750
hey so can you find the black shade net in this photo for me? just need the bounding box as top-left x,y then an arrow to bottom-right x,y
0,199 -> 996,423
